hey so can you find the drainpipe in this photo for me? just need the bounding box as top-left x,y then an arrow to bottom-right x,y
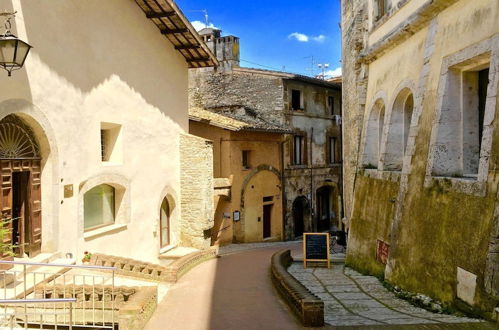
280,138 -> 286,241
310,127 -> 314,232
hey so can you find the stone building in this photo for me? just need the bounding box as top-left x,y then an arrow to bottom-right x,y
189,108 -> 289,245
0,0 -> 217,264
189,29 -> 343,242
342,0 -> 499,320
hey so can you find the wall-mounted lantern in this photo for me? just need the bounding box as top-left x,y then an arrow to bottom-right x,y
0,12 -> 32,77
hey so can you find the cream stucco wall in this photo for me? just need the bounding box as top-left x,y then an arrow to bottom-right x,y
0,0 -> 197,263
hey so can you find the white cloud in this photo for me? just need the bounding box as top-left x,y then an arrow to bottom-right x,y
191,20 -> 220,32
288,32 -> 326,43
288,32 -> 309,42
313,35 -> 326,43
324,67 -> 342,78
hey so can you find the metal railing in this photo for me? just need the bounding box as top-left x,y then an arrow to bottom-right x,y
0,298 -> 76,329
0,260 -> 117,329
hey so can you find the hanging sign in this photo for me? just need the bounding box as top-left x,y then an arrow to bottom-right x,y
303,233 -> 330,268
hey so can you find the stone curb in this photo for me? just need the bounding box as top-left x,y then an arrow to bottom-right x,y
270,249 -> 324,327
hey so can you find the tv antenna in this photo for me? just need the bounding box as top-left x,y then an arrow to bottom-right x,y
189,9 -> 210,28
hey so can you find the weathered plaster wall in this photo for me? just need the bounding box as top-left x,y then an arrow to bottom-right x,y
189,121 -> 284,244
0,0 -> 212,263
343,0 -> 499,319
189,67 -> 342,240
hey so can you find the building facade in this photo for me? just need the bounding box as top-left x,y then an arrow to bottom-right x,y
189,108 -> 287,245
342,0 -> 499,319
189,29 -> 343,242
0,0 -> 217,264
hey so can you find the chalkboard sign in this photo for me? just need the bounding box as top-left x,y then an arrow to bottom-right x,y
303,233 -> 330,268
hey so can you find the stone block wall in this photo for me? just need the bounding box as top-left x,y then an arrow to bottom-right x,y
180,133 -> 214,249
189,69 -> 285,126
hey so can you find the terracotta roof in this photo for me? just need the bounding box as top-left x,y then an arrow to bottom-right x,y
134,0 -> 217,68
189,108 -> 291,134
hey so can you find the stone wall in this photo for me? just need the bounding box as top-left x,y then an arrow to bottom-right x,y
342,0 -> 499,320
189,69 -> 285,126
180,134 -> 214,249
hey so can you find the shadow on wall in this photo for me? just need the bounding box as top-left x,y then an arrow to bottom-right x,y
19,0 -> 188,126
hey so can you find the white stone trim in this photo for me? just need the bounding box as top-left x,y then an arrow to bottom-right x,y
78,173 -> 131,238
83,223 -> 128,241
380,79 -> 417,172
359,90 -> 389,170
425,34 -> 499,196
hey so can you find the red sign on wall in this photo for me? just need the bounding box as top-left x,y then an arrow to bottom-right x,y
376,239 -> 390,265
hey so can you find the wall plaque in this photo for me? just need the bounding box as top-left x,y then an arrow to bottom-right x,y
64,184 -> 74,198
376,239 -> 390,265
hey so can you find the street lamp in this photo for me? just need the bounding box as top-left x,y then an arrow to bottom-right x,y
0,13 -> 32,77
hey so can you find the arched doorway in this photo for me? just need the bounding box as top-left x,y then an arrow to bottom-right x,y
292,196 -> 309,238
0,115 -> 42,257
159,197 -> 170,248
316,186 -> 334,232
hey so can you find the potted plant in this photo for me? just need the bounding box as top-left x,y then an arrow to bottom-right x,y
82,251 -> 92,264
0,218 -> 16,271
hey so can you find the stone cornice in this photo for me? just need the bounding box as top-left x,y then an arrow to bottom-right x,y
360,0 -> 460,64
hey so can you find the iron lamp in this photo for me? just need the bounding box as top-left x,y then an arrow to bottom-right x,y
0,13 -> 32,77
0,33 -> 32,76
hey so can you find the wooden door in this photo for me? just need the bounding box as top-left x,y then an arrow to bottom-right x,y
28,160 -> 42,257
263,204 -> 272,239
0,160 -> 13,260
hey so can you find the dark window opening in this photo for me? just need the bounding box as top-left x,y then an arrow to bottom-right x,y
263,196 -> 274,202
328,96 -> 335,115
242,150 -> 250,169
329,137 -> 339,164
376,0 -> 386,19
291,90 -> 302,110
478,68 -> 489,149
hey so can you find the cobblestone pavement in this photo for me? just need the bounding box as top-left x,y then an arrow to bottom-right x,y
217,240 -> 301,256
288,262 -> 489,327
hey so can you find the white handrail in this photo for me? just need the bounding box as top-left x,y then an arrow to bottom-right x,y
0,299 -> 77,304
0,260 -> 116,271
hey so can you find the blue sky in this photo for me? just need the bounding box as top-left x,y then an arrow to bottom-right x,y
176,0 -> 342,77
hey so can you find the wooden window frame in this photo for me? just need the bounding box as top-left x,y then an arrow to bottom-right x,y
292,134 -> 308,165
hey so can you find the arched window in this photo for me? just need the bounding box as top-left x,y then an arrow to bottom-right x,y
160,198 -> 170,248
84,184 -> 115,230
363,99 -> 385,168
384,89 -> 414,171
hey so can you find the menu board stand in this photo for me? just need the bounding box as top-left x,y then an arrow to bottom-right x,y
303,233 -> 330,269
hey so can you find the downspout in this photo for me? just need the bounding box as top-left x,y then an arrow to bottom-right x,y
280,138 -> 286,241
310,127 -> 314,232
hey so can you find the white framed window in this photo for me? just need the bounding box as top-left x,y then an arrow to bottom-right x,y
84,184 -> 115,231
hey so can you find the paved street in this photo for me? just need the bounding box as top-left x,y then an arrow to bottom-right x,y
144,242 -> 497,329
288,262 -> 490,327
144,242 -> 303,330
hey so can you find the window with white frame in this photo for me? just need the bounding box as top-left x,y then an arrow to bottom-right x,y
363,99 -> 385,168
431,55 -> 490,178
383,89 -> 414,171
84,184 -> 115,230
